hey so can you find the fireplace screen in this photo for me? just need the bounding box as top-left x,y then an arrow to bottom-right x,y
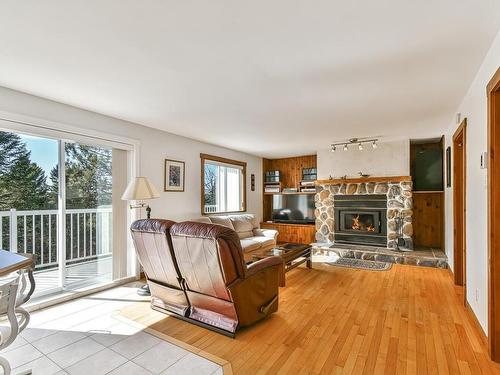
340,211 -> 381,234
334,194 -> 387,246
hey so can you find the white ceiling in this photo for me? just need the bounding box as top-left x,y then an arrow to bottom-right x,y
1,1 -> 499,158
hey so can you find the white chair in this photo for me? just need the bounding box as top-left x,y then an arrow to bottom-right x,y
0,274 -> 30,375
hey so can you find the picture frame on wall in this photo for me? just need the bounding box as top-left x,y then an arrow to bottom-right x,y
164,159 -> 185,192
446,146 -> 451,187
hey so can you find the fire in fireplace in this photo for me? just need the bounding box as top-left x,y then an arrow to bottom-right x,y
349,214 -> 375,232
334,195 -> 387,246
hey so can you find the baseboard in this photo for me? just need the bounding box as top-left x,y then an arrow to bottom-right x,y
465,300 -> 488,347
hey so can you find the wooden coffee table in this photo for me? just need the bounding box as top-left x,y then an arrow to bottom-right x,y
252,243 -> 312,286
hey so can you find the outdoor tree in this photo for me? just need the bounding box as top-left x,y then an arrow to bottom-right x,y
0,131 -> 49,210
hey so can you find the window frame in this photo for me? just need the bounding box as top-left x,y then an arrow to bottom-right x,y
200,153 -> 247,215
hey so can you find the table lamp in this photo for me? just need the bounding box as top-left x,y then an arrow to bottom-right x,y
121,177 -> 160,219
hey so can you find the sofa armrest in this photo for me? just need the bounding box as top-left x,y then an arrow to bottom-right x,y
253,228 -> 278,241
245,256 -> 284,278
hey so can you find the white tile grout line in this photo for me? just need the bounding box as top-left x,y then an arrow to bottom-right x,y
113,314 -> 230,372
4,284 -> 224,375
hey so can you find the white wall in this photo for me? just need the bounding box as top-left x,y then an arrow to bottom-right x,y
444,30 -> 500,334
0,87 -> 263,222
317,140 -> 410,179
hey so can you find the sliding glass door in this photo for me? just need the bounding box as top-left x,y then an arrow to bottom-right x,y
0,131 -> 60,295
64,142 -> 113,288
0,128 -> 126,297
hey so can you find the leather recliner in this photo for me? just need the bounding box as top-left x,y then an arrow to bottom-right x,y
130,219 -> 283,336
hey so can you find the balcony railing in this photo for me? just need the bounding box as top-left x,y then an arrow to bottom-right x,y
204,205 -> 218,214
0,207 -> 112,270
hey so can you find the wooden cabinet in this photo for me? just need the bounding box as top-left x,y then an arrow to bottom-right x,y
261,222 -> 316,244
413,192 -> 444,249
410,138 -> 445,249
262,154 -> 317,221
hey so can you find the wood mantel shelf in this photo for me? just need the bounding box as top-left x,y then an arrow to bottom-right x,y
315,175 -> 412,185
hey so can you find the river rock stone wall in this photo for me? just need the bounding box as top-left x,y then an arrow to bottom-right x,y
315,180 -> 413,250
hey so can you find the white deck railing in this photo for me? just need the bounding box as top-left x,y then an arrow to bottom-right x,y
204,205 -> 218,213
0,207 -> 112,270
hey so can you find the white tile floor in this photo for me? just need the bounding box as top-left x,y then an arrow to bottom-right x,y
0,282 -> 223,375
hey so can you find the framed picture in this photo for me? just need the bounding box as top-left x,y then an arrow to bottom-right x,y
164,159 -> 185,192
446,146 -> 451,187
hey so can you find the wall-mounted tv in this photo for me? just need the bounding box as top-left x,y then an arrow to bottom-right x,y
272,194 -> 315,224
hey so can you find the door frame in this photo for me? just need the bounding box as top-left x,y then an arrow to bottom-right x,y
453,119 -> 467,289
488,67 -> 500,361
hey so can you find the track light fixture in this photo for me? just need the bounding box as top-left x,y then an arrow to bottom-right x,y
330,138 -> 379,153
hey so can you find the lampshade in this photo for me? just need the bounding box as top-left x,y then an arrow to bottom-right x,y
121,177 -> 160,201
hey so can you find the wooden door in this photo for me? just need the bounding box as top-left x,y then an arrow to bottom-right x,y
488,67 -> 500,361
453,120 -> 466,287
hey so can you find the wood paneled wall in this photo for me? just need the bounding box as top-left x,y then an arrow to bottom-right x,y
262,155 -> 317,222
262,155 -> 317,190
413,192 -> 444,249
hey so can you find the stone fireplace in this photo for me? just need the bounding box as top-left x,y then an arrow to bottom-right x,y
315,177 -> 413,250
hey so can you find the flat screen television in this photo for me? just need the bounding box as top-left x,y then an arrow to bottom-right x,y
272,194 -> 315,224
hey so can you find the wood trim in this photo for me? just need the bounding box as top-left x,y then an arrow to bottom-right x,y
200,153 -> 247,216
200,153 -> 247,168
466,300 -> 488,347
487,66 -> 500,94
488,66 -> 500,361
452,119 -> 467,289
315,175 -> 411,185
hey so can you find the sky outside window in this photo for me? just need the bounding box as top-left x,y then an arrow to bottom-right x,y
19,134 -> 58,181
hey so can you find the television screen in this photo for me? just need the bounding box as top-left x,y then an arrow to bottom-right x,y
272,194 -> 315,224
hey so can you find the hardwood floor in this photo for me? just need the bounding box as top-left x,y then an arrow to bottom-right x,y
121,263 -> 500,374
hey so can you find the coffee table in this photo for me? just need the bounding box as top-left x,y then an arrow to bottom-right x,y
252,243 -> 312,286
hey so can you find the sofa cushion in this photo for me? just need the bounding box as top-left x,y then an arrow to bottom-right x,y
246,236 -> 275,248
240,238 -> 261,253
230,215 -> 257,239
193,217 -> 212,224
209,216 -> 235,230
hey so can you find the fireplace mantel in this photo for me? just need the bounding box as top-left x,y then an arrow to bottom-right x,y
315,175 -> 411,185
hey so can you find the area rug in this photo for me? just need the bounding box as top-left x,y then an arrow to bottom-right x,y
326,257 -> 392,271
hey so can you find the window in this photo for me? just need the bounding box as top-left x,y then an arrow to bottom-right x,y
201,154 -> 246,215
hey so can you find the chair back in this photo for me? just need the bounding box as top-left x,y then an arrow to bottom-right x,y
0,276 -> 19,349
169,221 -> 246,301
130,219 -> 181,288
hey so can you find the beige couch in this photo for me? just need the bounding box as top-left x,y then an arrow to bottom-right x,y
194,214 -> 278,262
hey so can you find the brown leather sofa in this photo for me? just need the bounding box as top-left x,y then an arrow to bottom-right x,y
130,219 -> 283,336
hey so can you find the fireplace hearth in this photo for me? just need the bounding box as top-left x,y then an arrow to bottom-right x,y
334,195 -> 387,246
